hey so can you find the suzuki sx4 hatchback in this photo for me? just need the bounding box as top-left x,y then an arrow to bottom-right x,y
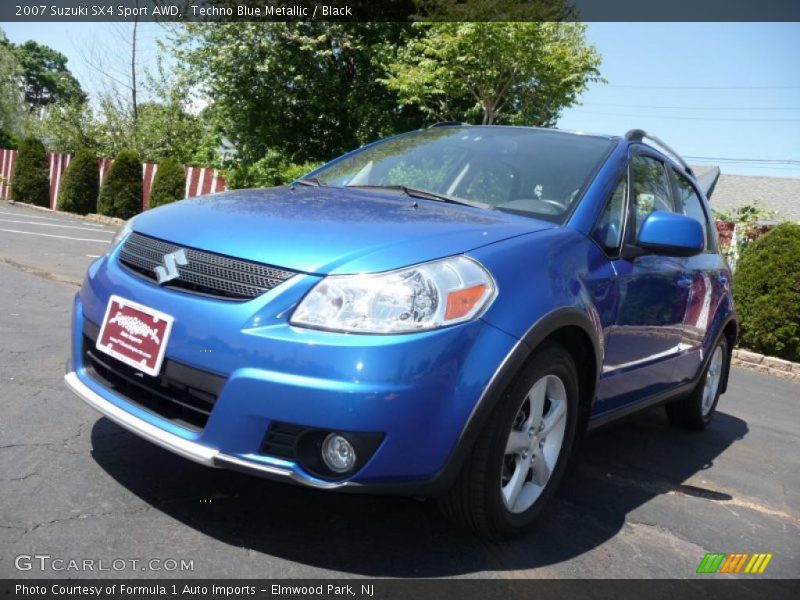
66,125 -> 737,537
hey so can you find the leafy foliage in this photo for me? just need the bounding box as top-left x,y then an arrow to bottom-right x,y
171,22 -> 425,165
8,40 -> 86,113
97,150 -> 142,219
27,101 -> 101,154
713,202 -> 783,270
148,157 -> 186,208
0,128 -> 18,149
58,148 -> 99,215
384,22 -> 602,125
0,32 -> 24,140
226,150 -> 320,189
28,60 -> 218,166
10,137 -> 50,206
734,222 -> 800,362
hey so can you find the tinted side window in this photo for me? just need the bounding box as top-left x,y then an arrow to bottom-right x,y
673,170 -> 712,251
592,177 -> 627,255
631,155 -> 673,234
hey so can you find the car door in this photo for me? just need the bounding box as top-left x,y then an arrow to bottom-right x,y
596,152 -> 693,413
670,167 -> 728,385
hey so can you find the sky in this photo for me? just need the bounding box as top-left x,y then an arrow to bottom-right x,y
2,21 -> 799,178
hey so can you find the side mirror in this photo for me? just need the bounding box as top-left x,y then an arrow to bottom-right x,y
636,211 -> 704,257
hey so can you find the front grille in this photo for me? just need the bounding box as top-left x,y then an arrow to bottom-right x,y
82,321 -> 225,431
119,232 -> 297,301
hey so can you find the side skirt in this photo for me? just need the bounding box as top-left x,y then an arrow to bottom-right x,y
587,381 -> 695,431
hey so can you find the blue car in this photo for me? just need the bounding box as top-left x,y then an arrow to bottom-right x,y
65,125 -> 737,537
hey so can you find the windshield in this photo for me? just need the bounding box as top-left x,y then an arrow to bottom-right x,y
304,127 -> 614,223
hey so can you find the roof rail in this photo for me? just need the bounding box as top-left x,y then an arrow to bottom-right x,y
429,121 -> 468,128
625,129 -> 693,176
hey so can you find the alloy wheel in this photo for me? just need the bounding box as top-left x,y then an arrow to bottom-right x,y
702,346 -> 724,416
501,374 -> 568,514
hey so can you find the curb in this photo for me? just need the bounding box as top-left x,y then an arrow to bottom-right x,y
2,200 -> 124,227
731,349 -> 800,383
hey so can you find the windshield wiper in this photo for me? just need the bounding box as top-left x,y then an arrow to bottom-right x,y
294,177 -> 326,187
345,184 -> 492,210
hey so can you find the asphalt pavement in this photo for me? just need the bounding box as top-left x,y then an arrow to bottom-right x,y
0,201 -> 798,579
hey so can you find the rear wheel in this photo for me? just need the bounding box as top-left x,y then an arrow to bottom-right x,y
438,342 -> 579,538
666,337 -> 728,430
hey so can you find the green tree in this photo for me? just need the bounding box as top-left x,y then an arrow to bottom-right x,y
733,222 -> 800,362
384,22 -> 602,125
27,101 -> 101,154
0,128 -> 18,149
226,149 -> 320,189
97,150 -> 142,219
10,137 -> 50,206
58,148 -> 99,215
0,31 -> 24,142
10,40 -> 86,113
171,22 -> 424,165
148,157 -> 186,208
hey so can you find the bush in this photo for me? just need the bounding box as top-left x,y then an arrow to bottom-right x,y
0,127 -> 19,149
58,148 -> 99,215
227,149 -> 320,189
148,157 -> 185,208
97,149 -> 142,219
10,137 -> 50,206
733,222 -> 800,362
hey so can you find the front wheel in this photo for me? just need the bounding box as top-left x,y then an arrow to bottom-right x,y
666,337 -> 728,430
438,342 -> 579,538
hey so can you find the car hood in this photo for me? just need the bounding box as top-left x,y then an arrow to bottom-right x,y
130,186 -> 554,275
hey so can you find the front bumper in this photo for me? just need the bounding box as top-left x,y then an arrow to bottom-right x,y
64,371 -> 348,490
68,252 -> 519,493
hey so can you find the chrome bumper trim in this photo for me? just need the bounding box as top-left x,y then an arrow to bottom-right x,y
64,371 -> 348,489
64,371 -> 218,465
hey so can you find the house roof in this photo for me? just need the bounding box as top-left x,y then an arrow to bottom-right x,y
691,165 -> 800,222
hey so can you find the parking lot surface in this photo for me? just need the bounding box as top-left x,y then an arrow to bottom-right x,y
1,202 -> 798,579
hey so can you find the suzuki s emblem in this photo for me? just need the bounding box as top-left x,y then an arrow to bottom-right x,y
154,249 -> 187,284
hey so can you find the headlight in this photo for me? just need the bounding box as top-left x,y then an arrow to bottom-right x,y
108,217 -> 135,253
290,256 -> 497,334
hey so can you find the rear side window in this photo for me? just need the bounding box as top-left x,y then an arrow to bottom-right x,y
631,155 -> 673,235
673,170 -> 713,252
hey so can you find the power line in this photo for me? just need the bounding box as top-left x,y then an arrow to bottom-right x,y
585,102 -> 800,111
684,156 -> 800,164
703,165 -> 800,172
605,84 -> 800,90
570,110 -> 800,123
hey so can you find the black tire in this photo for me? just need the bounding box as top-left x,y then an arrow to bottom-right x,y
666,337 -> 728,430
438,342 -> 580,539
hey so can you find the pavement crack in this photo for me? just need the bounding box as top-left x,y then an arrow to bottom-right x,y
15,506 -> 156,537
624,519 -> 712,556
1,473 -> 38,482
0,257 -> 81,287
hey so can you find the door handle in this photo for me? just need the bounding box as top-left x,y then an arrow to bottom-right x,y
677,275 -> 693,289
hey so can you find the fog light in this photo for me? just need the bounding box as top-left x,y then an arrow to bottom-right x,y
322,433 -> 356,473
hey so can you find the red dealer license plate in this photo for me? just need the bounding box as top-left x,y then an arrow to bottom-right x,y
95,295 -> 174,377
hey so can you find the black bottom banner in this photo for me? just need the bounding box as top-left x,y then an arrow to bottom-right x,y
2,580 -> 799,600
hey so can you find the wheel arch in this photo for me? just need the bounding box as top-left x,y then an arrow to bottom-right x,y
428,307 -> 602,495
719,314 -> 739,394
